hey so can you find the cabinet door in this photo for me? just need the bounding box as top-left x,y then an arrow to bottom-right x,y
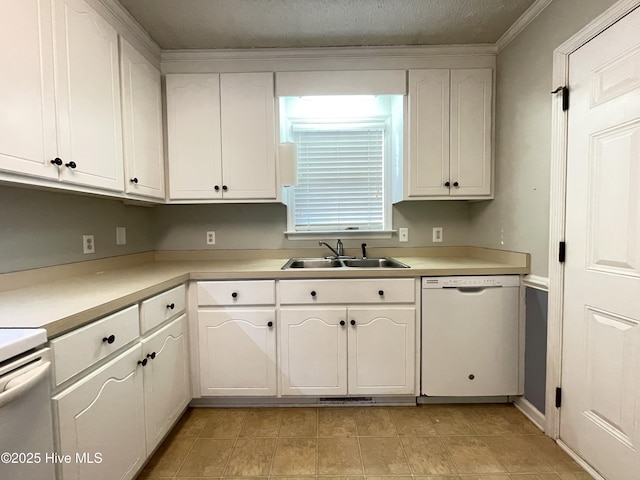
120,38 -> 165,200
450,69 -> 492,196
53,0 -> 124,191
0,0 -> 57,179
142,315 -> 189,454
199,309 -> 277,396
220,73 -> 276,200
53,344 -> 146,480
347,307 -> 415,395
166,74 -> 222,200
408,69 -> 450,197
280,307 -> 347,396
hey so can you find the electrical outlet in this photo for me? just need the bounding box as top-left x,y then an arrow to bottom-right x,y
398,227 -> 409,242
116,227 -> 127,245
83,235 -> 95,254
432,227 -> 443,243
206,231 -> 216,245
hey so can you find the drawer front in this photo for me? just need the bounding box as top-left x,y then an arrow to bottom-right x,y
140,284 -> 186,334
197,280 -> 276,306
51,305 -> 140,386
279,278 -> 416,304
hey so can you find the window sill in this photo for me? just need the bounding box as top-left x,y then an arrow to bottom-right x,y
284,230 -> 396,240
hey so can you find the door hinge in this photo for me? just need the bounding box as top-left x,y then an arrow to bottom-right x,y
551,86 -> 569,111
555,387 -> 562,408
559,241 -> 566,263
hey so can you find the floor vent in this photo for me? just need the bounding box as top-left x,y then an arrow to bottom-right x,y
319,397 -> 374,405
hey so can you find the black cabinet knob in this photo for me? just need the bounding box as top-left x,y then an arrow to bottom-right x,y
267,321 -> 273,327
340,320 -> 346,326
167,303 -> 175,310
50,157 -> 63,166
138,358 -> 148,367
130,177 -> 139,184
350,319 -> 356,326
214,185 -> 220,191
231,292 -> 238,298
378,290 -> 384,296
147,352 -> 156,360
65,161 -> 76,169
102,335 -> 115,344
444,181 -> 450,187
468,374 -> 475,380
453,181 -> 459,187
310,290 -> 317,297
222,185 -> 228,191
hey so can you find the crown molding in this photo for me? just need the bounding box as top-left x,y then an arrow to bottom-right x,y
495,0 -> 554,54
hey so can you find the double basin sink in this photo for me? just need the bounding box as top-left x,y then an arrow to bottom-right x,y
282,257 -> 410,269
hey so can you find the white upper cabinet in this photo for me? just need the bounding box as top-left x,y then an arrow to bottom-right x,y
0,0 -> 57,179
120,37 -> 165,200
53,0 -> 124,192
166,72 -> 277,202
406,68 -> 492,199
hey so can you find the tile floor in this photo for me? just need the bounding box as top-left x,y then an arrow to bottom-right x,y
137,404 -> 590,480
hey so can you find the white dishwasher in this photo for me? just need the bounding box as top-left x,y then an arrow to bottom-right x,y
421,275 -> 521,397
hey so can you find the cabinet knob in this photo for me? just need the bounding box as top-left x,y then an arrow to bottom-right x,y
231,292 -> 238,298
102,334 -> 116,344
214,185 -> 220,191
310,290 -> 317,297
267,321 -> 273,328
340,320 -> 345,326
167,303 -> 175,310
222,185 -> 228,191
138,358 -> 148,367
130,177 -> 139,184
65,161 -> 77,169
378,290 -> 384,296
50,157 -> 63,166
147,352 -> 156,360
350,319 -> 356,326
444,181 -> 450,187
453,181 -> 459,187
468,374 -> 475,380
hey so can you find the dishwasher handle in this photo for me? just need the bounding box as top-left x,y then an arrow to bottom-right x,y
0,361 -> 50,409
443,286 -> 503,293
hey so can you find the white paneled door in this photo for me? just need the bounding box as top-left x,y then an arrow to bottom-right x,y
561,6 -> 640,480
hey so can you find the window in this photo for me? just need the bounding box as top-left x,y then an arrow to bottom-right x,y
280,95 -> 402,237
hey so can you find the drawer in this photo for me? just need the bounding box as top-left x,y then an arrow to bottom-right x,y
51,305 -> 140,386
140,284 -> 186,334
197,280 -> 275,306
279,278 -> 416,304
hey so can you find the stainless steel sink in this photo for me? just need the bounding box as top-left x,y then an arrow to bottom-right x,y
281,257 -> 409,269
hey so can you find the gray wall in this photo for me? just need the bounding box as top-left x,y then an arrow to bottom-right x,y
468,0 -> 617,278
154,200 -> 471,251
524,287 -> 548,413
0,185 -> 155,273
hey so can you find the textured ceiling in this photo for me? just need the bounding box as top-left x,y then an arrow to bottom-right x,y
117,0 -> 536,50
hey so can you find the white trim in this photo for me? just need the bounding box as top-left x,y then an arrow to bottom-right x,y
495,0 -> 554,53
284,230 -> 395,241
513,397 -> 545,432
547,0 -> 640,439
557,440 -> 605,480
522,274 -> 549,292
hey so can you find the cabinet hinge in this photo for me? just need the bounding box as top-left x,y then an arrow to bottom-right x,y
551,86 -> 569,111
559,241 -> 566,263
555,387 -> 562,408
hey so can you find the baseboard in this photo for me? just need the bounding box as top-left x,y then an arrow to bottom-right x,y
417,395 -> 511,404
190,396 -> 417,408
557,440 -> 604,480
513,396 -> 545,431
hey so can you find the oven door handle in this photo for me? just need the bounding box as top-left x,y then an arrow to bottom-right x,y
0,362 -> 50,409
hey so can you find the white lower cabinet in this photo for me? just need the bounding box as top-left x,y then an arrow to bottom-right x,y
52,344 -> 146,480
142,315 -> 190,453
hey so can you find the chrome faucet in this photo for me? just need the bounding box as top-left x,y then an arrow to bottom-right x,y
319,239 -> 344,258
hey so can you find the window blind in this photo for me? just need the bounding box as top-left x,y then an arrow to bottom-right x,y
291,127 -> 385,231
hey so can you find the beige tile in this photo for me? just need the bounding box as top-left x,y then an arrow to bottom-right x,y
510,474 -> 562,480
366,477 -> 413,480
524,436 -> 584,473
318,408 -> 358,437
176,438 -> 234,477
442,436 -> 505,474
317,477 -> 364,479
359,437 -> 411,475
413,476 -> 462,480
401,436 -> 457,475
452,476 -> 510,480
388,407 -> 438,436
558,474 -> 593,480
138,436 -> 195,477
318,437 -> 364,475
169,408 -> 211,438
223,437 -> 276,476
280,408 -> 318,437
461,405 -> 543,435
421,406 -> 477,435
271,437 -> 317,475
199,408 -> 248,439
481,435 -> 553,473
239,408 -> 282,437
355,408 -> 397,436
